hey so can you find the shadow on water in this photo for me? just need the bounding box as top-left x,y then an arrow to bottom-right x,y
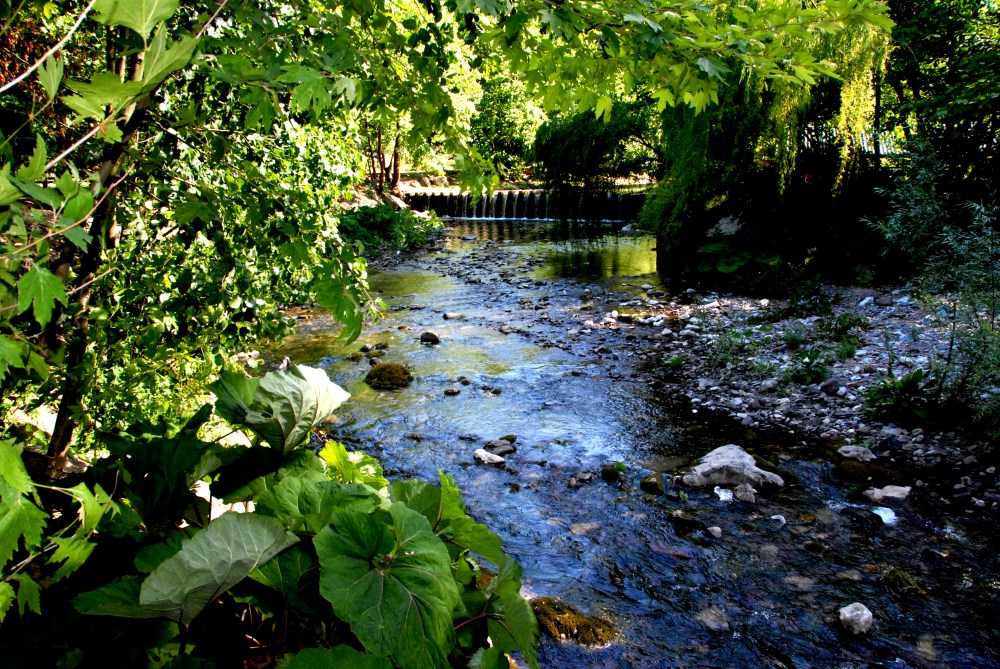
280,220 -> 1000,669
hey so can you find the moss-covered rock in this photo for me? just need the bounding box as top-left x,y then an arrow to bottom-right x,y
365,362 -> 413,390
531,596 -> 615,646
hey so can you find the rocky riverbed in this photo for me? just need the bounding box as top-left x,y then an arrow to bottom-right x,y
368,225 -> 998,525
284,220 -> 999,667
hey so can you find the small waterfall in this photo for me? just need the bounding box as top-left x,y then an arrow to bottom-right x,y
405,188 -> 645,222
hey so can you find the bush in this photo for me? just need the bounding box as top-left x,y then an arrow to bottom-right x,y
338,206 -> 441,256
470,76 -> 545,177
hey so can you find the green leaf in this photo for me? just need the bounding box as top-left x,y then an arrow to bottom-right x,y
134,533 -> 184,572
256,477 -> 380,534
93,0 -> 180,39
249,544 -> 324,615
140,513 -> 298,625
141,27 -> 197,91
391,472 -> 502,562
277,646 -> 391,669
319,440 -> 389,491
50,534 -> 97,581
213,365 -> 351,452
696,56 -> 730,80
0,582 -> 14,622
17,264 -> 68,329
0,440 -> 32,494
209,370 -> 260,424
0,490 -> 48,567
0,337 -> 26,380
59,220 -> 94,250
75,575 -> 165,618
486,592 -> 539,669
16,135 -> 47,182
0,165 -> 22,206
63,189 -> 94,222
63,72 -> 142,120
37,54 -> 63,101
13,573 -> 41,616
594,96 -> 613,123
314,503 -> 460,668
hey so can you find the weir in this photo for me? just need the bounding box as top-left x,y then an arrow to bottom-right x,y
405,188 -> 646,222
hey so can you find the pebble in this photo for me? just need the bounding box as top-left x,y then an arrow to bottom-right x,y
839,602 -> 874,634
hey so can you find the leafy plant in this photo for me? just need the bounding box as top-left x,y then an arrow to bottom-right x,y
862,368 -> 933,425
1,366 -> 540,667
338,206 -> 442,257
780,350 -> 833,386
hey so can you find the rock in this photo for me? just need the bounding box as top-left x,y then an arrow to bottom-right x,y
368,357 -> 383,366
348,351 -> 364,362
760,378 -> 779,393
600,463 -> 624,482
484,439 -> 516,457
695,607 -> 730,632
499,434 -> 518,443
839,602 -> 874,634
420,331 -> 441,345
568,471 -> 595,488
734,483 -> 757,503
863,485 -> 911,503
839,445 -> 876,462
364,362 -> 413,389
681,445 -> 785,490
569,522 -> 601,536
531,597 -> 615,645
443,312 -> 465,320
473,449 -> 505,466
640,473 -> 665,494
707,526 -> 723,538
444,388 -> 461,396
820,378 -> 845,395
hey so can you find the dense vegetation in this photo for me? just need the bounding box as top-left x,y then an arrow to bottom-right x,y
12,0 -> 1000,665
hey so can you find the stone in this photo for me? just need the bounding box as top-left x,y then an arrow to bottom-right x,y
473,449 -> 505,466
820,378 -> 845,395
484,439 -> 516,457
568,471 -> 595,488
420,331 -> 441,345
707,526 -> 723,538
695,607 -> 730,632
682,445 -> 785,490
733,482 -> 757,503
600,463 -> 624,482
364,362 -> 413,389
862,485 -> 911,503
760,378 -> 779,392
444,388 -> 461,396
839,445 -> 876,462
531,597 -> 615,645
499,434 -> 518,443
443,312 -> 465,320
839,602 -> 874,634
640,473 -> 665,494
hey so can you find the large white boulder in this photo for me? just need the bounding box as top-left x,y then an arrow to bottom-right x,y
682,445 -> 784,489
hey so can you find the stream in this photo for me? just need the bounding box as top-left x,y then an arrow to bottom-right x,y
279,219 -> 999,668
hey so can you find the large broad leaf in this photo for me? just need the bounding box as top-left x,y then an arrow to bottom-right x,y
278,646 -> 391,669
256,476 -> 381,534
139,513 -> 298,625
212,365 -> 350,453
314,503 -> 460,669
75,576 -> 165,619
392,472 -> 502,563
319,441 -> 389,492
483,556 -> 539,669
94,0 -> 180,39
249,544 -> 326,616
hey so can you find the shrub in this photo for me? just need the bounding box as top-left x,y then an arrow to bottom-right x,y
339,206 -> 441,256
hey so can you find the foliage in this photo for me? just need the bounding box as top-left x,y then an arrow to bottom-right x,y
338,206 -> 442,257
469,75 -> 545,177
0,367 -> 539,666
780,350 -> 833,386
870,142 -> 1000,436
863,368 -> 933,425
883,0 -> 999,197
533,99 -> 660,188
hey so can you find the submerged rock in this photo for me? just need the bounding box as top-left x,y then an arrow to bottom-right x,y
484,439 -> 516,457
839,602 -> 874,634
682,445 -> 784,490
640,472 -> 666,494
364,362 -> 413,389
420,331 -> 441,345
531,597 -> 615,646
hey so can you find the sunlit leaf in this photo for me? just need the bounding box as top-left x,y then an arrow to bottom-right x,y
17,264 -> 68,329
140,513 -> 298,625
93,0 -> 180,39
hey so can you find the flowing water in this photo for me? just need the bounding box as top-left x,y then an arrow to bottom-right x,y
280,220 -> 999,668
